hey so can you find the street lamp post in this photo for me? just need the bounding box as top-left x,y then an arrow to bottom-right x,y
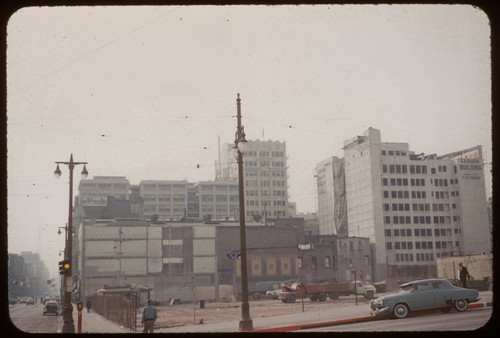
233,94 -> 253,331
54,154 -> 88,333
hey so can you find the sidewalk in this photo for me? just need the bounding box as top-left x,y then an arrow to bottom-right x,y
58,308 -> 137,334
58,290 -> 493,333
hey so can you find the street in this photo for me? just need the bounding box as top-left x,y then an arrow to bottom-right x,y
9,302 -> 61,333
302,307 -> 492,332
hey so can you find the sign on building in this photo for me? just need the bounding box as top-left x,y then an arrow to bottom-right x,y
81,196 -> 108,206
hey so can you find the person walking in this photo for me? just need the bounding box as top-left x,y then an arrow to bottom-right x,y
141,300 -> 158,333
459,263 -> 471,288
86,298 -> 92,313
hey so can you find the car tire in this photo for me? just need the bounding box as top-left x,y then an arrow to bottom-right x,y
393,303 -> 409,319
454,299 -> 468,312
318,293 -> 327,302
288,295 -> 296,303
365,291 -> 374,299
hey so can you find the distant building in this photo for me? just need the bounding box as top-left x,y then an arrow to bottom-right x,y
78,176 -> 130,201
341,128 -> 491,281
216,139 -> 291,219
78,219 -> 304,302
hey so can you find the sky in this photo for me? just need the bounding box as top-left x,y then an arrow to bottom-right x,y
6,5 -> 492,277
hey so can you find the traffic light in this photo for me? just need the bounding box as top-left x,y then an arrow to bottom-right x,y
59,259 -> 71,276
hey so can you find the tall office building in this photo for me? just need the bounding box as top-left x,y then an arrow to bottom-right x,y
216,139 -> 290,220
338,128 -> 490,281
315,156 -> 348,237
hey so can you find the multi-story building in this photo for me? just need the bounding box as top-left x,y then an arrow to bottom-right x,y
138,180 -> 193,220
78,176 -> 130,202
196,180 -> 239,220
78,219 -> 304,302
315,156 -> 348,237
341,128 -> 491,282
216,139 -> 291,220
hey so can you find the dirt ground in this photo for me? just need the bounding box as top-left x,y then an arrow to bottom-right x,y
148,295 -> 377,329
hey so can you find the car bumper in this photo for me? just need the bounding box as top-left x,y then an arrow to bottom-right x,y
370,306 -> 392,316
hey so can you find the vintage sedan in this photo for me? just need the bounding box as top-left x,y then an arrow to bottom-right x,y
43,301 -> 60,316
370,278 -> 480,319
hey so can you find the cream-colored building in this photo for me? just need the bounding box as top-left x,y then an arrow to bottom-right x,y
341,128 -> 491,282
216,139 -> 291,220
78,176 -> 130,202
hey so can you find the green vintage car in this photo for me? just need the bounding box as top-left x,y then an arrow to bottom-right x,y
370,278 -> 480,319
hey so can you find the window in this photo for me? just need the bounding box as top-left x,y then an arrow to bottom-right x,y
384,216 -> 391,224
382,150 -> 386,155
395,242 -> 401,249
385,229 -> 392,236
324,257 -> 331,268
312,256 -> 317,269
386,242 -> 392,250
382,178 -> 388,186
384,203 -> 390,211
382,165 -> 387,173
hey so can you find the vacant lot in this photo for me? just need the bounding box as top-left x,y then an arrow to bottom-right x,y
150,295 -> 377,329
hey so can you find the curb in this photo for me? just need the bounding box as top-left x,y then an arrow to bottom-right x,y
249,302 -> 492,332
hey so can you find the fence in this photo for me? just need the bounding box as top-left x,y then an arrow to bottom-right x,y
90,293 -> 137,331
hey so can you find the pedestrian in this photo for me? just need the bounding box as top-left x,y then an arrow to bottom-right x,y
141,299 -> 158,333
86,298 -> 92,313
459,263 -> 471,288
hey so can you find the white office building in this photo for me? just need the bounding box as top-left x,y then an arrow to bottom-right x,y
325,128 -> 491,282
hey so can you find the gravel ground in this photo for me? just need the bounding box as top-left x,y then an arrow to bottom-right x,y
150,294 -> 379,329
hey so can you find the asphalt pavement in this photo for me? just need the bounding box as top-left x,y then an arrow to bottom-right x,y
59,291 -> 493,333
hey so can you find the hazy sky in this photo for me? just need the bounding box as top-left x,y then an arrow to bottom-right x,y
6,5 -> 491,277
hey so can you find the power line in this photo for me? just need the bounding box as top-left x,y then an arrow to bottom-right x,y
10,8 -> 180,95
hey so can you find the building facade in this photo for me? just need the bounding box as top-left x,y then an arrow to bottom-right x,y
78,176 -> 130,201
315,156 -> 348,236
78,219 -> 305,302
217,139 -> 291,220
342,128 -> 491,282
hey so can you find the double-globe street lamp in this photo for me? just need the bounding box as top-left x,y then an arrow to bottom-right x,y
233,94 -> 253,331
54,154 -> 88,333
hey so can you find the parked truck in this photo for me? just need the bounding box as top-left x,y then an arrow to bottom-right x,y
279,281 -> 376,303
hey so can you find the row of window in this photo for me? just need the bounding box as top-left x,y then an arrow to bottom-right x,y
395,253 -> 434,262
245,161 -> 285,167
387,240 -> 456,250
246,200 -> 287,206
382,164 -> 428,174
381,150 -> 407,156
385,228 -> 462,237
382,178 -> 426,187
383,203 -> 455,212
384,215 -> 452,225
243,150 -> 285,158
383,190 -> 460,200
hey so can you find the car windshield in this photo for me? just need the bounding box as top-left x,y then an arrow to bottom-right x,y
400,284 -> 413,292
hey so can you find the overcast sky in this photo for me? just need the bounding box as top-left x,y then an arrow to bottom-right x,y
6,5 -> 491,277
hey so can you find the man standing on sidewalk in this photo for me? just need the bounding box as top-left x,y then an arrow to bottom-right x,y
459,263 -> 471,288
141,300 -> 157,333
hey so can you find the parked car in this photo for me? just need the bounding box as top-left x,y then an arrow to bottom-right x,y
370,278 -> 480,319
43,301 -> 60,316
9,298 -> 17,305
26,298 -> 35,305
